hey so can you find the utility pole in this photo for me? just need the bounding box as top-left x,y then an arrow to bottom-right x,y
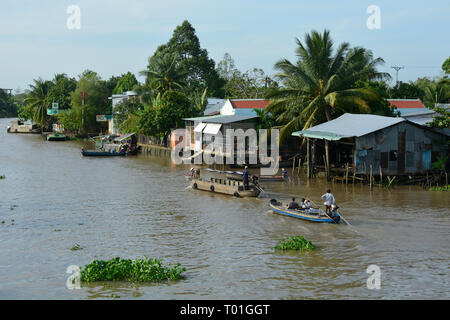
391,66 -> 404,87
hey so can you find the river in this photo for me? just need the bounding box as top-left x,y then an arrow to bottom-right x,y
0,118 -> 448,299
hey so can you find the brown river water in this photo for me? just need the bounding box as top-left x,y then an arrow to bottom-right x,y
0,118 -> 449,299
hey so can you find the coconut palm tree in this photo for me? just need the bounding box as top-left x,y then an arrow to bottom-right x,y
24,78 -> 53,129
266,29 -> 390,142
139,52 -> 186,94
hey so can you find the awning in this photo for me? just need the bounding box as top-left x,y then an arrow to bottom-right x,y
291,130 -> 348,141
203,123 -> 222,135
194,123 -> 207,133
114,132 -> 136,142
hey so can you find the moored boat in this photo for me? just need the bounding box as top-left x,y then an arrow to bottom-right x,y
47,133 -> 67,141
81,148 -> 127,157
269,199 -> 341,223
190,177 -> 260,197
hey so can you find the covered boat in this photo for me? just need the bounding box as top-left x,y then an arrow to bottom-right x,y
269,199 -> 341,223
189,177 -> 261,197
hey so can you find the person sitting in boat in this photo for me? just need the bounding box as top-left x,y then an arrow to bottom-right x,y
243,166 -> 250,190
287,197 -> 301,210
321,189 -> 335,215
303,198 -> 313,209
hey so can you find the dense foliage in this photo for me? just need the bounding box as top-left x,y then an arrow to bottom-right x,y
142,20 -> 225,97
138,90 -> 197,144
0,89 -> 17,117
266,29 -> 391,142
80,257 -> 186,283
274,235 -> 315,251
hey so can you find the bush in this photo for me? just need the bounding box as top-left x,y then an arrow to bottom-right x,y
274,235 -> 315,251
80,257 -> 186,283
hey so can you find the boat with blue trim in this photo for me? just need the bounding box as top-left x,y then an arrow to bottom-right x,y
269,199 -> 341,223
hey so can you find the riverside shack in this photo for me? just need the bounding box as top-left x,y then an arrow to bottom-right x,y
183,114 -> 259,163
292,113 -> 448,180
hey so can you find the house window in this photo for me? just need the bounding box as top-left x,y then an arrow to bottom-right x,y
389,150 -> 397,161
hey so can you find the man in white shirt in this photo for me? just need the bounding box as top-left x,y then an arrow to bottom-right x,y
321,189 -> 335,215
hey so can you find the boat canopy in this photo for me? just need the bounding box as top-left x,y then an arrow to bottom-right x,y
114,132 -> 136,142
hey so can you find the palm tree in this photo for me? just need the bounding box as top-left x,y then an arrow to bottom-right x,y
423,81 -> 450,108
139,52 -> 186,94
24,78 -> 53,129
266,29 -> 390,142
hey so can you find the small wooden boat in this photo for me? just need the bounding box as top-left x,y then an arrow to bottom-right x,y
46,133 -> 67,141
81,148 -> 127,157
190,177 -> 260,197
269,199 -> 341,223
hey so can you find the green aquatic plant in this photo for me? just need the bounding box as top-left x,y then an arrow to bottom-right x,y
274,235 -> 315,251
70,243 -> 83,251
80,256 -> 186,283
0,175 -> 5,179
429,185 -> 449,191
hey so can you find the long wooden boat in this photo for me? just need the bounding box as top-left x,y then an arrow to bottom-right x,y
47,133 -> 67,141
81,148 -> 127,157
190,177 -> 260,197
269,199 -> 341,223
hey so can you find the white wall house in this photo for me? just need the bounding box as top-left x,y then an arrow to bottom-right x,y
107,91 -> 139,134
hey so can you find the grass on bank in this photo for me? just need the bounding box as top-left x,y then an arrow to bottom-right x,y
80,257 -> 186,283
429,185 -> 449,191
274,235 -> 315,251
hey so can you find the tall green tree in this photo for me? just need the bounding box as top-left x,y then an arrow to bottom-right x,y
266,29 -> 390,142
138,90 -> 197,145
145,20 -> 225,97
65,70 -> 110,134
24,78 -> 54,129
442,56 -> 450,75
113,72 -> 138,94
46,73 -> 77,110
140,52 -> 186,94
0,89 -> 17,118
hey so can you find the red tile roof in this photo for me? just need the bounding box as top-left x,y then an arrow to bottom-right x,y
230,99 -> 270,109
387,99 -> 425,109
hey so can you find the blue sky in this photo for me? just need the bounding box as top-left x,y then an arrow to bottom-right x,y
1,0 -> 449,92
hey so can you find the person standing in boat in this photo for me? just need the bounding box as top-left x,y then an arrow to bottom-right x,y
321,189 -> 335,215
243,166 -> 250,190
281,168 -> 290,181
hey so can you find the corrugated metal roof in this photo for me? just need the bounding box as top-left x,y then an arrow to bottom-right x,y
292,113 -> 405,140
204,98 -> 227,116
184,114 -> 258,124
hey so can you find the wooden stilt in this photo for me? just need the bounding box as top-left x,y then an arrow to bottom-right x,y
379,165 -> 383,186
325,140 -> 330,181
370,164 -> 373,189
306,138 -> 311,179
345,163 -> 349,185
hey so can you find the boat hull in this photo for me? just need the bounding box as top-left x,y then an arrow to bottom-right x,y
269,200 -> 340,223
190,178 -> 260,197
81,149 -> 127,157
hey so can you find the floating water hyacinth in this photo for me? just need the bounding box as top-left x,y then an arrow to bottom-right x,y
80,257 -> 186,283
274,235 -> 315,251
